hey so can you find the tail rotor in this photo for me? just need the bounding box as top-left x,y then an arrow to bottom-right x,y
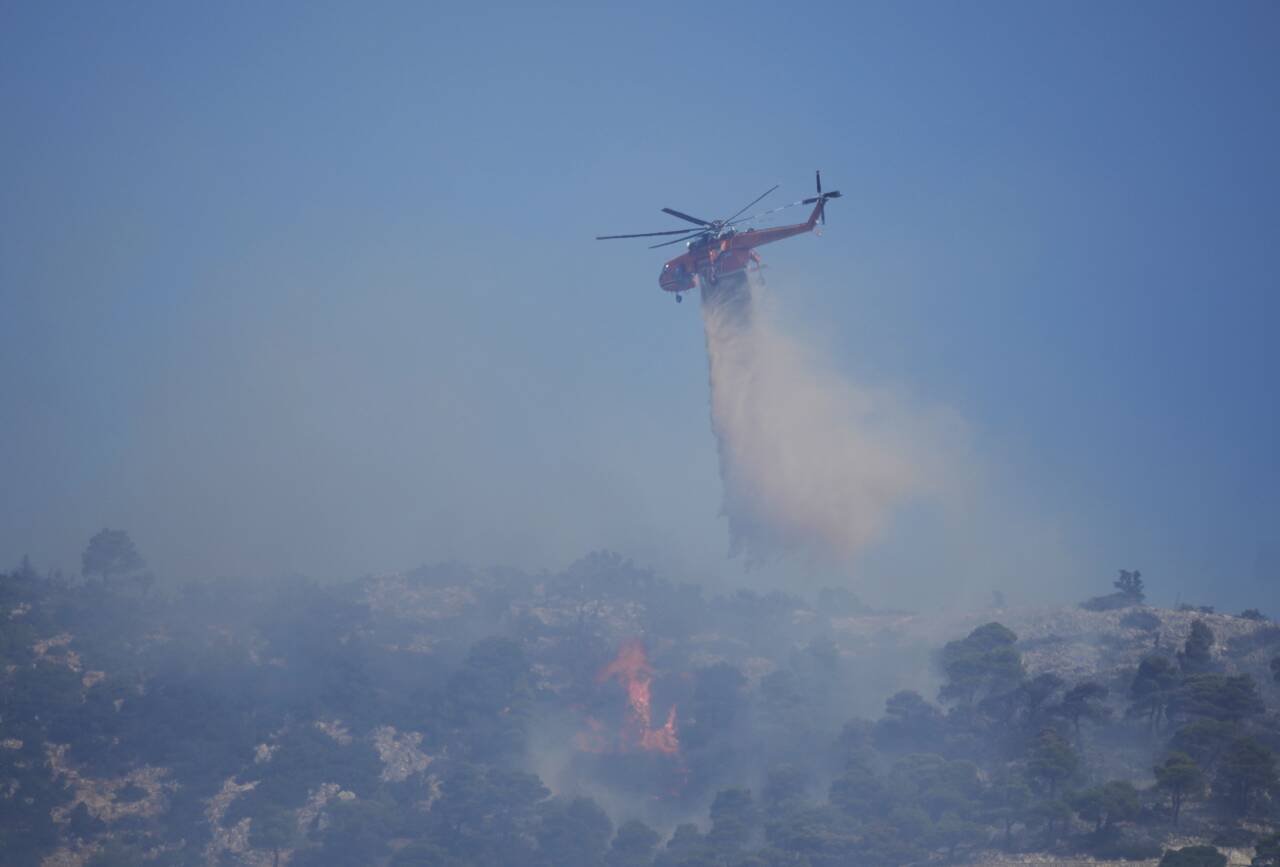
802,170 -> 842,224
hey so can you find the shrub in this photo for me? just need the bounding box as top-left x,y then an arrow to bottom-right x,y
1075,829 -> 1163,861
115,783 -> 148,803
1159,844 -> 1227,867
1121,610 -> 1162,631
1209,826 -> 1255,847
1082,593 -> 1136,612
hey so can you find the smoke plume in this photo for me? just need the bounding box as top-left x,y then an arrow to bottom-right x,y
700,274 -> 954,566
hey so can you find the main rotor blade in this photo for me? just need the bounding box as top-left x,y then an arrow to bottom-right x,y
661,207 -> 712,227
596,227 -> 712,240
723,184 -> 779,225
728,197 -> 811,226
649,232 -> 705,249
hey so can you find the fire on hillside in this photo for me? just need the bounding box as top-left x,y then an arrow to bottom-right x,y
576,640 -> 680,757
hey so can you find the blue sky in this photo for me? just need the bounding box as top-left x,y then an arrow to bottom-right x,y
2,1 -> 1276,610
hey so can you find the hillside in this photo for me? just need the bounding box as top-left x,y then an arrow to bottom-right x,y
4,555 -> 1280,867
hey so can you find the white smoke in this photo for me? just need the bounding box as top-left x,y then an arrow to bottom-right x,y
700,273 -> 962,567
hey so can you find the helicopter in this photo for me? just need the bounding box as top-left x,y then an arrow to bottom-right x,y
596,171 -> 841,302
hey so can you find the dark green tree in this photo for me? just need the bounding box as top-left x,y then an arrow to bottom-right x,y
886,805 -> 933,845
249,805 -> 296,867
1172,674 -> 1264,724
829,760 -> 890,819
938,623 -> 1024,706
14,555 -> 38,581
1129,655 -> 1180,731
1053,681 -> 1109,736
443,637 -> 535,762
486,769 -> 550,860
836,717 -> 875,765
761,803 -> 858,862
1029,799 -> 1072,837
607,820 -> 661,867
1027,728 -> 1078,797
299,798 -> 394,866
1254,832 -> 1280,866
1171,719 -> 1240,772
860,819 -> 928,867
81,529 -> 145,583
234,724 -> 381,820
932,811 -> 987,861
430,763 -> 489,846
85,841 -> 147,867
889,753 -> 982,821
1215,737 -> 1278,816
428,764 -> 547,863
1068,780 -> 1139,832
984,773 -> 1031,847
1106,791 -> 1147,836
684,662 -> 748,749
682,661 -> 749,783
1114,569 -> 1145,602
535,796 -> 612,867
6,662 -> 84,746
1154,752 -> 1205,827
762,763 -> 809,812
1013,673 -> 1066,727
66,803 -> 105,840
656,823 -> 705,867
757,669 -> 821,765
389,843 -> 464,867
1068,786 -> 1106,832
708,788 -> 757,852
1179,620 -> 1215,675
873,690 -> 945,753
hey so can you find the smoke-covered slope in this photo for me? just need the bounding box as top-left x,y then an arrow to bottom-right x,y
5,557 -> 1280,866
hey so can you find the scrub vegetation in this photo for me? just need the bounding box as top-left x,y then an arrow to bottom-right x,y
5,541 -> 1280,866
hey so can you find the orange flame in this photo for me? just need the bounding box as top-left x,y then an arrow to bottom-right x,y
640,706 -> 679,753
596,640 -> 679,755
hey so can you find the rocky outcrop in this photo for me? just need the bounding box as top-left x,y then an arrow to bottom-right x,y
203,776 -> 258,865
371,726 -> 432,783
295,783 -> 341,834
33,633 -> 81,673
46,743 -> 174,825
364,573 -> 476,622
966,839 -> 1253,866
314,720 -> 352,746
828,606 -> 1274,683
39,843 -> 97,867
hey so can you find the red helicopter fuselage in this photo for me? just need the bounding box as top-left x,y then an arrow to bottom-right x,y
658,198 -> 827,295
595,171 -> 840,299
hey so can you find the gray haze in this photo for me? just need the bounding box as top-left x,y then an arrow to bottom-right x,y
3,3 -> 1277,613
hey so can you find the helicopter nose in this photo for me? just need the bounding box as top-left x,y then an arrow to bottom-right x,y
659,263 -> 688,293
